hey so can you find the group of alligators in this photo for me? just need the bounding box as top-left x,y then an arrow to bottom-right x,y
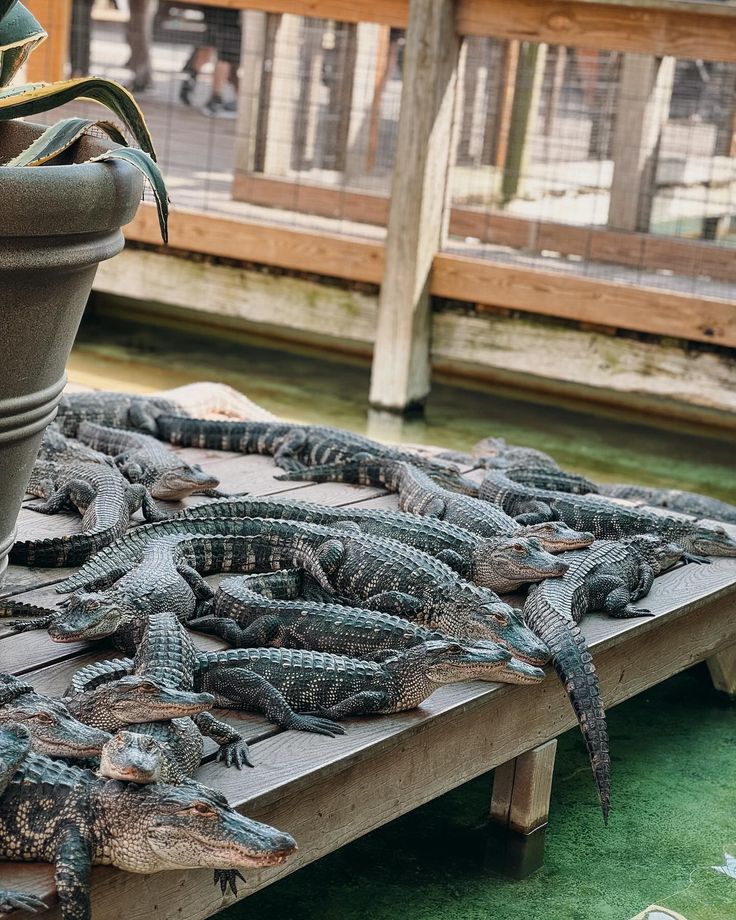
1,389 -> 735,919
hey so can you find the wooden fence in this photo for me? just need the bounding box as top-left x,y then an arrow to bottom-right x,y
25,0 -> 736,412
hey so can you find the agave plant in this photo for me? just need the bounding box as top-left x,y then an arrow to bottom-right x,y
0,0 -> 168,240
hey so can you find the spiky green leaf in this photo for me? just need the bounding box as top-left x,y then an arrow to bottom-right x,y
91,147 -> 169,244
6,117 -> 128,166
0,78 -> 155,157
0,3 -> 45,87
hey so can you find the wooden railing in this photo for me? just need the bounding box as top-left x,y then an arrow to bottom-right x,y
25,0 -> 736,410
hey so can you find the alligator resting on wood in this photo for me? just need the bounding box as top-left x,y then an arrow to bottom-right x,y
0,731 -> 297,920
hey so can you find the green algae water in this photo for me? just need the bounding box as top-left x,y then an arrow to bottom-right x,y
72,305 -> 736,502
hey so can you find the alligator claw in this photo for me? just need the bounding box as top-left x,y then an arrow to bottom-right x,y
213,869 -> 245,896
8,619 -> 46,633
288,714 -> 345,737
218,741 -> 253,769
682,552 -> 712,565
0,890 -> 47,914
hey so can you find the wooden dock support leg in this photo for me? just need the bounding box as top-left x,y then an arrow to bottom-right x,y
368,0 -> 461,414
707,643 -> 736,699
484,739 -> 557,878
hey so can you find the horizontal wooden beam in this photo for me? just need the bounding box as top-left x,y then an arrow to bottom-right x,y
195,0 -> 409,27
432,252 -> 736,348
233,173 -> 736,285
197,0 -> 736,61
124,203 -> 384,286
457,0 -> 736,63
125,205 -> 736,347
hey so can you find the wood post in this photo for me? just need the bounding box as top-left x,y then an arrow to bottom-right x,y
344,23 -> 385,181
233,10 -> 269,180
500,41 -> 547,204
485,739 -> 557,878
261,14 -> 304,176
368,0 -> 461,413
608,53 -> 676,232
707,644 -> 736,698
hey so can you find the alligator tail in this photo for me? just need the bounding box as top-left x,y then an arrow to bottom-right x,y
10,522 -> 123,568
276,458 -> 404,491
156,416 -> 275,453
524,601 -> 610,824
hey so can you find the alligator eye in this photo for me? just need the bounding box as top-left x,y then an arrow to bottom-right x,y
445,643 -> 462,653
34,713 -> 54,725
139,682 -> 158,693
512,543 -> 526,552
187,802 -> 216,818
490,613 -> 509,626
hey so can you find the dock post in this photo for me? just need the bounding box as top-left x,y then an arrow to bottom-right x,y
233,10 -> 269,179
608,53 -> 676,232
368,0 -> 461,414
500,41 -> 547,204
485,739 -> 558,878
707,644 -> 736,699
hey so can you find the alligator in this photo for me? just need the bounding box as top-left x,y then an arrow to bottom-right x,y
54,390 -> 185,437
189,570 -> 531,665
0,742 -> 297,920
472,437 -> 561,470
49,520 -> 550,662
0,727 -> 49,915
523,535 -> 685,824
72,640 -> 544,742
173,495 -> 569,592
76,421 -> 223,501
497,467 -> 600,495
597,483 -> 736,525
155,415 -> 470,480
274,457 -> 595,553
0,673 -> 112,760
38,423 -> 114,467
91,610 -> 249,782
13,459 -> 170,567
479,471 -> 736,559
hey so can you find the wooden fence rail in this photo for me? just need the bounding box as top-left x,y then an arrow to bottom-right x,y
25,0 -> 736,411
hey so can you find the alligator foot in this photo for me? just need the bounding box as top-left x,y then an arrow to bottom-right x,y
611,605 -> 654,619
9,617 -> 54,633
213,869 -> 246,896
217,740 -> 252,769
0,888 -> 47,914
286,713 -> 346,737
682,552 -> 712,565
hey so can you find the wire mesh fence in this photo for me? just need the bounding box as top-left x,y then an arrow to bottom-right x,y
27,1 -> 736,300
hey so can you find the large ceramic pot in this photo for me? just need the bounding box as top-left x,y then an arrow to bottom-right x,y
0,121 -> 143,581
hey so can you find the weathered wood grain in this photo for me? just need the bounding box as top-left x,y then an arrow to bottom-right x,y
489,739 -> 558,834
707,642 -> 736,697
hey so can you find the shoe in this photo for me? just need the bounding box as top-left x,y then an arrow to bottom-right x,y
180,76 -> 196,106
201,95 -> 236,119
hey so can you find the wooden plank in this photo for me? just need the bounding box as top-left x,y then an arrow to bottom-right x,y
124,205 -> 385,287
707,643 -> 736,697
489,739 -> 557,834
227,176 -> 736,285
368,0 -> 461,412
195,0 -> 409,27
431,252 -> 736,348
457,0 -> 736,64
24,0 -> 72,82
7,559 -> 734,919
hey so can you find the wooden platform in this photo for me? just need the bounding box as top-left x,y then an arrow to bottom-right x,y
1,445 -> 736,918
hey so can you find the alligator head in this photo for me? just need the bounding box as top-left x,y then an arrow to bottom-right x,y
0,675 -> 111,759
66,676 -> 216,732
97,779 -> 297,873
460,597 -> 550,665
146,463 -> 221,501
100,731 -> 167,784
472,536 -> 568,592
622,534 -> 684,575
685,524 -> 736,558
50,591 -> 132,643
393,639 -> 545,686
520,521 -> 595,553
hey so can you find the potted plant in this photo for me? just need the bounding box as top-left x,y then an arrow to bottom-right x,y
0,1 -> 168,581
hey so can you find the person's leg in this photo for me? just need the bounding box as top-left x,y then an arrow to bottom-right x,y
180,46 -> 213,105
202,10 -> 241,116
127,0 -> 156,90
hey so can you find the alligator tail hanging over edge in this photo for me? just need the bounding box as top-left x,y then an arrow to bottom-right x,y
523,601 -> 610,824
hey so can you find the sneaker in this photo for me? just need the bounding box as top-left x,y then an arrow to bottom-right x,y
180,76 -> 196,106
201,95 -> 236,119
